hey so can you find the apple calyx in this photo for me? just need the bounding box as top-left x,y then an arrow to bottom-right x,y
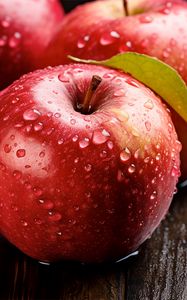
81,75 -> 102,114
123,0 -> 129,16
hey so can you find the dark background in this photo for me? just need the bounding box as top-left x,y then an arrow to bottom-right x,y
61,0 -> 94,12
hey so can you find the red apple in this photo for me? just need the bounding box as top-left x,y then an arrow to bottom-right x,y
0,0 -> 64,90
39,0 -> 187,181
0,63 -> 180,263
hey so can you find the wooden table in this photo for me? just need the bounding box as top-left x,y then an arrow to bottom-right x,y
0,187 -> 186,300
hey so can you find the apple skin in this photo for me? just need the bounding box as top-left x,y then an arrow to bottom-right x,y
39,0 -> 187,181
0,0 -> 64,90
0,64 -> 180,263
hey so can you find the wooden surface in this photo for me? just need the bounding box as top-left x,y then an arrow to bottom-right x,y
0,187 -> 186,300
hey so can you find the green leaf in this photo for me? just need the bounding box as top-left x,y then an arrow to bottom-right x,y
69,53 -> 187,123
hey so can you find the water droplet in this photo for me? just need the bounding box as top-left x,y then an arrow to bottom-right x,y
21,220 -> 28,227
23,109 -> 41,121
34,122 -> 43,131
58,138 -> 64,145
39,199 -> 54,210
145,121 -> 151,131
93,130 -> 108,144
4,144 -> 11,153
84,164 -> 92,172
100,31 -> 120,46
72,135 -> 79,142
110,31 -> 120,38
126,78 -> 139,87
102,129 -> 110,137
156,153 -> 161,161
70,118 -> 76,125
120,147 -> 131,162
79,137 -> 90,148
33,187 -> 43,197
126,41 -> 132,48
54,113 -> 61,118
171,165 -> 180,177
114,89 -> 126,97
34,218 -> 42,225
13,170 -> 22,179
107,140 -> 114,150
74,157 -> 79,164
128,164 -> 136,174
10,135 -> 15,140
150,191 -> 157,200
139,15 -> 153,23
100,150 -> 107,158
16,149 -> 26,158
144,156 -> 150,163
103,73 -> 114,79
48,212 -> 62,221
117,170 -> 124,182
1,19 -> 10,28
9,32 -> 21,48
176,140 -> 182,152
144,100 -> 154,109
0,36 -> 7,47
58,74 -> 70,83
77,35 -> 90,48
39,151 -> 45,158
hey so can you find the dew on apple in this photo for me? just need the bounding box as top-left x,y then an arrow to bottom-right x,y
79,137 -> 90,148
54,113 -> 61,118
120,147 -> 131,163
58,74 -> 70,83
139,15 -> 153,24
16,149 -> 26,158
77,35 -> 90,49
25,124 -> 32,133
1,18 -> 10,28
39,199 -> 54,210
128,164 -> 136,174
100,31 -> 119,46
33,187 -> 43,197
9,32 -> 21,48
114,89 -> 126,97
34,122 -> 43,132
23,108 -> 41,121
84,164 -> 92,172
103,73 -> 114,79
155,153 -> 161,161
144,99 -> 154,110
92,130 -> 109,145
72,135 -> 79,142
4,144 -> 11,153
46,127 -> 55,136
144,156 -> 150,164
48,211 -> 62,222
21,220 -> 28,227
145,121 -> 151,131
0,37 -> 7,47
125,78 -> 139,88
39,151 -> 45,158
117,169 -> 124,182
107,140 -> 114,150
70,118 -> 76,125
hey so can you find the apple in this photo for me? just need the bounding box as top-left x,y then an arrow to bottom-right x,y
39,0 -> 187,181
0,63 -> 180,263
0,0 -> 64,90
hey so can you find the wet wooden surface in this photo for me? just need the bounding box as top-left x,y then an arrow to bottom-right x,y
0,187 -> 186,300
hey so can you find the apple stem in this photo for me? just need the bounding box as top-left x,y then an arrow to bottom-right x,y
82,75 -> 102,114
123,0 -> 129,16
